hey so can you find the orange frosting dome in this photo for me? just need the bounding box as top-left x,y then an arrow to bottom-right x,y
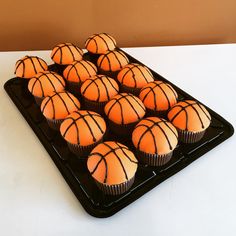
167,100 -> 211,132
117,63 -> 154,88
132,117 -> 178,155
80,75 -> 119,102
85,33 -> 117,54
41,91 -> 81,120
139,81 -> 178,111
97,50 -> 129,72
63,60 -> 97,83
15,55 -> 48,79
28,71 -> 65,97
104,93 -> 146,125
51,43 -> 83,65
87,141 -> 138,185
60,110 -> 106,146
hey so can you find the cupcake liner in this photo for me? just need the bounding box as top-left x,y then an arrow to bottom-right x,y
95,175 -> 135,195
51,64 -> 67,75
83,52 -> 100,64
67,139 -> 103,158
177,128 -> 206,143
46,118 -> 64,130
66,80 -> 82,96
34,96 -> 44,106
146,108 -> 168,118
107,119 -> 139,137
119,84 -> 141,96
136,149 -> 173,167
97,68 -> 119,80
82,97 -> 107,115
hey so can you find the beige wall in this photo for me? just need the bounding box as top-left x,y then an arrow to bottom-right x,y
1,0 -> 236,51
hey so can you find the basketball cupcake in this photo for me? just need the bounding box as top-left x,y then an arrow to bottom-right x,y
132,117 -> 178,166
104,93 -> 146,136
41,91 -> 81,130
15,55 -> 48,79
63,60 -> 97,94
167,100 -> 211,143
84,33 -> 117,63
117,63 -> 154,96
139,81 -> 178,117
97,50 -> 129,78
87,141 -> 138,195
51,43 -> 83,74
60,110 -> 106,157
80,75 -> 119,114
28,71 -> 65,105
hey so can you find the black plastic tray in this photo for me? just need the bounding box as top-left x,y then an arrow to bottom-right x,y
4,50 -> 234,218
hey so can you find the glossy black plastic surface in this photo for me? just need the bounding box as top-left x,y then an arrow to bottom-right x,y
4,50 -> 234,218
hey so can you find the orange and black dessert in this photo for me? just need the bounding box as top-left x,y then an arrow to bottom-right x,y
60,110 -> 106,157
15,55 -> 48,79
117,63 -> 154,96
87,141 -> 138,195
84,33 -> 117,63
168,100 -> 211,143
28,71 -> 65,105
132,117 -> 178,166
51,43 -> 83,74
139,81 -> 178,117
41,91 -> 81,130
63,60 -> 97,94
80,75 -> 119,114
97,50 -> 129,78
104,93 -> 146,136
85,33 -> 116,54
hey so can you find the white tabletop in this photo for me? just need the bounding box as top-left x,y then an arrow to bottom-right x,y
0,44 -> 236,236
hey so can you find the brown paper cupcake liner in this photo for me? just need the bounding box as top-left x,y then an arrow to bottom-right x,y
52,64 -> 67,75
34,96 -> 44,106
46,118 -> 64,130
82,97 -> 107,115
66,80 -> 82,96
97,68 -> 119,80
67,139 -> 103,158
177,128 -> 206,143
119,84 -> 141,96
108,119 -> 139,137
146,108 -> 168,118
136,149 -> 173,166
95,175 -> 135,195
83,52 -> 100,64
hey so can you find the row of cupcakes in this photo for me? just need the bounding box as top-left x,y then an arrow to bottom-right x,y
14,32 -> 211,147
13,32 -> 211,144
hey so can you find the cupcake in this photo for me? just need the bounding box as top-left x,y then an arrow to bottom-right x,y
84,33 -> 117,63
15,55 -> 48,79
97,50 -> 129,78
167,100 -> 211,143
41,91 -> 81,130
63,60 -> 97,94
139,81 -> 178,117
51,43 -> 83,74
117,63 -> 154,96
60,110 -> 106,157
28,71 -> 65,105
132,117 -> 178,166
104,93 -> 146,136
87,141 -> 138,195
80,75 -> 119,114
